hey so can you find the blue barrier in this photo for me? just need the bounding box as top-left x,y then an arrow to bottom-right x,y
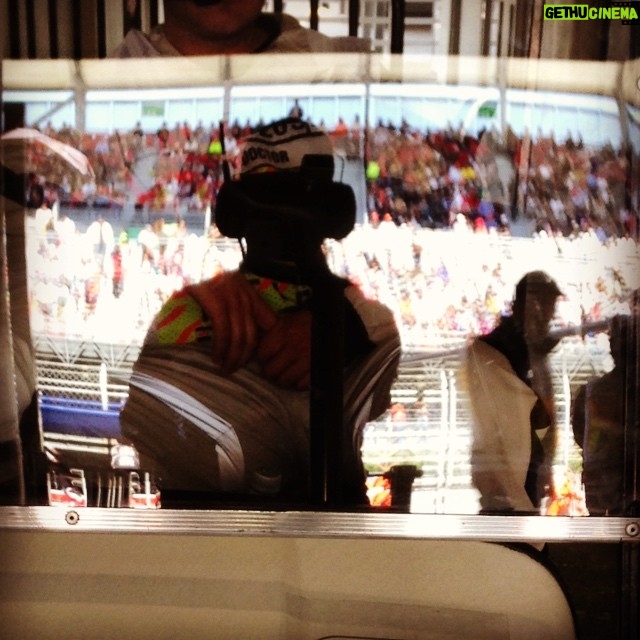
40,397 -> 122,438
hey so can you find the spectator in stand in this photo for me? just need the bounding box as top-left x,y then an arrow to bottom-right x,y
53,210 -> 76,245
288,99 -> 304,118
34,198 -> 54,238
85,215 -> 114,272
464,271 -> 563,514
156,123 -> 170,151
112,244 -> 125,299
111,0 -> 368,57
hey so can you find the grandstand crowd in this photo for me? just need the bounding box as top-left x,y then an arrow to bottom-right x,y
22,116 -> 640,348
26,114 -> 637,236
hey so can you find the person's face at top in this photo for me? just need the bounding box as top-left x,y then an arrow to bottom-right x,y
162,0 -> 268,55
523,294 -> 557,349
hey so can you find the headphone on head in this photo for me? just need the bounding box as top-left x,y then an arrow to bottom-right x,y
214,153 -> 356,241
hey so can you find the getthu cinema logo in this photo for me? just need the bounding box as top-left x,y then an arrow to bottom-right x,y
543,2 -> 639,24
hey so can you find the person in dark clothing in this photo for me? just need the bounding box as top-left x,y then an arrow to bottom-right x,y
120,118 -> 400,505
464,270 -> 563,513
572,314 -> 639,515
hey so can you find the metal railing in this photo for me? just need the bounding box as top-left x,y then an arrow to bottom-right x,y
34,330 -> 609,515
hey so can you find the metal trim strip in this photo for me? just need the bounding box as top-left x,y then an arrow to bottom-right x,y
0,507 -> 638,543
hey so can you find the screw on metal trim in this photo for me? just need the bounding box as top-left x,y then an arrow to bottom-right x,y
65,511 -> 80,526
625,522 -> 639,537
